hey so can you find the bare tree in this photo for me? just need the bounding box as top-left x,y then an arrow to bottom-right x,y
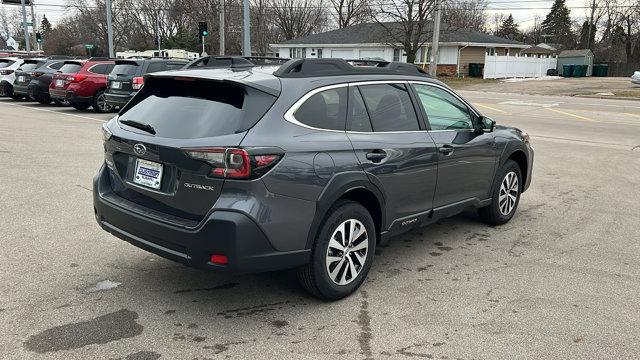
371,0 -> 437,63
270,0 -> 328,40
490,13 -> 506,35
329,0 -> 370,28
442,0 -> 487,32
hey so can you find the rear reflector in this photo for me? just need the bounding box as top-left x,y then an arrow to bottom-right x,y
210,254 -> 228,265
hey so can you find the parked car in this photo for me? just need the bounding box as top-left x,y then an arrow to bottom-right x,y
631,71 -> 640,85
13,59 -> 67,104
0,57 -> 24,98
94,58 -> 534,300
105,58 -> 188,109
49,58 -> 115,112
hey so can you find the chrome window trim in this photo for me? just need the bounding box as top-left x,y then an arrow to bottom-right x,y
283,80 -> 480,135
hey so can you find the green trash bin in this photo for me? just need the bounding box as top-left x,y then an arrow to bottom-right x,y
593,64 -> 608,77
581,65 -> 589,77
469,63 -> 484,77
562,64 -> 574,77
572,65 -> 583,77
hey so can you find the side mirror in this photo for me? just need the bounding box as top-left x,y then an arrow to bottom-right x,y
478,116 -> 495,133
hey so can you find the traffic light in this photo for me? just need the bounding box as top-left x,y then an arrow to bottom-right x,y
198,21 -> 209,37
36,32 -> 42,43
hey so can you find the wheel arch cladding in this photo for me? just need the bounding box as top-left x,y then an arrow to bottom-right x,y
306,174 -> 386,248
507,150 -> 528,188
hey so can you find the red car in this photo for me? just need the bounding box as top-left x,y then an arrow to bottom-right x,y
49,58 -> 115,112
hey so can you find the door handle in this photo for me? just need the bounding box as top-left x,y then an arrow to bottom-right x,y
439,145 -> 454,155
366,150 -> 387,162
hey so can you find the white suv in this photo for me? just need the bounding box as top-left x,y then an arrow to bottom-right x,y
0,57 -> 25,98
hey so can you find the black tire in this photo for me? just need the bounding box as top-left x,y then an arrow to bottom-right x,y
71,102 -> 90,111
10,94 -> 23,100
479,159 -> 522,225
297,200 -> 376,300
92,90 -> 114,113
37,97 -> 51,105
53,98 -> 70,107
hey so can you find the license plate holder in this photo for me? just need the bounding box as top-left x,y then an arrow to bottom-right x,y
133,159 -> 163,190
111,81 -> 121,89
18,76 -> 25,82
55,79 -> 64,87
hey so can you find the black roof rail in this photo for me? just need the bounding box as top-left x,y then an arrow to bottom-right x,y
243,56 -> 290,65
273,58 -> 430,78
185,55 -> 255,69
87,57 -> 112,61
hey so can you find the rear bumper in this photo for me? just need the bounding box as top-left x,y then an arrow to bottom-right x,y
12,84 -> 29,96
104,92 -> 133,107
50,88 -> 92,104
27,83 -> 49,100
93,164 -> 310,273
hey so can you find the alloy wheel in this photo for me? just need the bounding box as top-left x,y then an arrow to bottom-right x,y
499,171 -> 519,215
325,219 -> 369,286
96,93 -> 112,112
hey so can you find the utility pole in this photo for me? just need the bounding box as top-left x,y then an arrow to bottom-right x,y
242,0 -> 250,56
429,0 -> 441,78
219,0 -> 225,55
156,17 -> 161,53
30,0 -> 38,51
106,0 -> 114,58
586,0 -> 596,50
20,0 -> 30,54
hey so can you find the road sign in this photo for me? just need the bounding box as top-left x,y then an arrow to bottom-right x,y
24,21 -> 33,26
85,44 -> 94,49
2,0 -> 32,5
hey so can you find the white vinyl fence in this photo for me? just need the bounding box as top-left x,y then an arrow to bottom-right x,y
483,54 -> 558,79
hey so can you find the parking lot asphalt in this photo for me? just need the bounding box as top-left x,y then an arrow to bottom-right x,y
1,93 -> 639,360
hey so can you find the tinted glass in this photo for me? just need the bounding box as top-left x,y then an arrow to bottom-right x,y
59,63 -> 83,73
119,78 -> 277,139
413,84 -> 472,130
294,87 -> 348,131
166,62 -> 186,70
348,87 -> 373,132
49,62 -> 65,70
358,83 -> 419,132
111,63 -> 138,76
19,62 -> 43,71
146,62 -> 165,73
90,64 -> 113,74
0,60 -> 15,68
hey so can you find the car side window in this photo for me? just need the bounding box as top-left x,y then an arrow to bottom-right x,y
167,62 -> 186,70
413,84 -> 473,130
347,87 -> 373,132
146,62 -> 165,73
357,83 -> 420,132
90,64 -> 108,74
294,87 -> 348,131
49,62 -> 64,70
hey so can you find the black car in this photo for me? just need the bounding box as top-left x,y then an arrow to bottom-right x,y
94,59 -> 534,300
104,58 -> 188,109
13,59 -> 67,104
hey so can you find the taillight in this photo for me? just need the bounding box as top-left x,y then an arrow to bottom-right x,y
132,76 -> 144,90
0,69 -> 13,75
183,147 -> 282,179
67,74 -> 87,83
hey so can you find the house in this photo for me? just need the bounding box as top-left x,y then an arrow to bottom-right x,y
557,49 -> 594,76
520,45 -> 558,57
270,22 -> 529,76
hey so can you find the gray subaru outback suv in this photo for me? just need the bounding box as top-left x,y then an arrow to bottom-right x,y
94,58 -> 533,300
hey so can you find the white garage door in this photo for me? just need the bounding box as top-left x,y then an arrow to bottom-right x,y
330,50 -> 354,59
359,49 -> 386,60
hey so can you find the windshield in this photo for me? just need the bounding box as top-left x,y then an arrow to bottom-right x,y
0,60 -> 15,68
19,62 -> 44,71
111,63 -> 139,76
119,78 -> 276,139
59,63 -> 83,73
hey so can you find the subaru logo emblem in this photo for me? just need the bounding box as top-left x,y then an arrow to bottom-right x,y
133,143 -> 146,156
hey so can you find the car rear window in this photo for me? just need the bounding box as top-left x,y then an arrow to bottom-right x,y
119,78 -> 277,139
59,63 -> 83,73
0,60 -> 15,68
111,63 -> 139,76
19,62 -> 44,71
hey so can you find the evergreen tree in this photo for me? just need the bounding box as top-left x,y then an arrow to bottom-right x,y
496,14 -> 522,41
541,0 -> 574,49
578,21 -> 596,49
40,15 -> 52,34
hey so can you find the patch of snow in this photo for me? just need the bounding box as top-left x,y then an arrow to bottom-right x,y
501,76 -> 563,83
595,92 -> 614,96
87,280 -> 122,293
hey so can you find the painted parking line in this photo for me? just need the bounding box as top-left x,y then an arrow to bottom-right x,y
0,101 -> 106,123
474,103 -> 511,114
546,108 -> 595,122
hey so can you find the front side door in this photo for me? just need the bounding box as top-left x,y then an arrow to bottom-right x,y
346,82 -> 438,228
411,83 -> 497,209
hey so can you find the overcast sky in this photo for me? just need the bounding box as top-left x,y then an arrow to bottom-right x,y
2,0 -> 594,30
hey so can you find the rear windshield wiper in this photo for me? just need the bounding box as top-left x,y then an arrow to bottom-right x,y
120,119 -> 156,135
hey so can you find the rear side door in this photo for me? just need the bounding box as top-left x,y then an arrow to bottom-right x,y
346,81 -> 438,229
410,82 -> 496,210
